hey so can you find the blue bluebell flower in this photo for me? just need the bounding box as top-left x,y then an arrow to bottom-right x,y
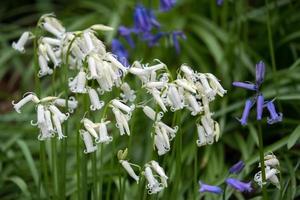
217,0 -> 224,6
111,39 -> 129,67
229,161 -> 245,174
256,61 -> 265,86
238,99 -> 254,126
160,0 -> 176,12
256,94 -> 264,120
142,32 -> 166,46
225,178 -> 252,192
134,4 -> 160,33
199,181 -> 223,194
266,101 -> 283,124
233,61 -> 282,125
171,31 -> 186,53
118,26 -> 135,48
232,82 -> 257,91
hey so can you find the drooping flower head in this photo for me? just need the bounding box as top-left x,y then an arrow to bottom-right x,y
225,178 -> 252,192
199,181 -> 223,194
134,4 -> 160,33
229,160 -> 245,174
160,0 -> 176,12
232,61 -> 282,125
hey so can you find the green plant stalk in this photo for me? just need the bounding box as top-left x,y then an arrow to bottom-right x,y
92,151 -> 98,199
99,144 -> 104,198
76,120 -> 82,200
194,142 -> 198,198
33,26 -> 49,199
51,138 -> 58,198
82,95 -> 88,200
258,122 -> 268,200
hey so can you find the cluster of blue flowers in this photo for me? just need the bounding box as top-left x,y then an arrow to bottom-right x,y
199,160 -> 253,194
112,0 -> 185,67
233,61 -> 282,126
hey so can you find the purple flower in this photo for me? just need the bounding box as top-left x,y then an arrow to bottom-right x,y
111,39 -> 129,67
142,32 -> 165,46
171,31 -> 186,53
256,94 -> 264,120
229,161 -> 245,174
134,4 -> 160,33
160,0 -> 176,12
199,181 -> 223,194
118,26 -> 135,48
238,99 -> 254,126
232,82 -> 257,91
256,61 -> 265,86
225,178 -> 252,192
217,0 -> 224,6
266,101 -> 283,124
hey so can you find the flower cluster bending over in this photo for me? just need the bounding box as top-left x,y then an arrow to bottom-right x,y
11,13 -> 226,195
233,61 -> 282,125
113,1 -> 185,66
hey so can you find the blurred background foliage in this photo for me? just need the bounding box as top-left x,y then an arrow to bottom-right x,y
1,0 -> 300,199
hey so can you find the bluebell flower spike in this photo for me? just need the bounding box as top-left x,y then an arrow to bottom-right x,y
232,82 -> 257,91
256,94 -> 264,120
198,181 -> 223,194
266,101 -> 282,124
256,61 -> 265,86
160,0 -> 176,12
225,178 -> 252,192
229,160 -> 245,174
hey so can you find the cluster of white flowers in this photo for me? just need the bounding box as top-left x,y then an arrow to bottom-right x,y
80,118 -> 112,153
118,149 -> 168,194
130,61 -> 226,154
12,93 -> 77,140
12,13 -> 226,196
254,153 -> 280,188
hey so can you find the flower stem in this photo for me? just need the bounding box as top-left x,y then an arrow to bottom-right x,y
257,122 -> 268,200
92,151 -> 98,199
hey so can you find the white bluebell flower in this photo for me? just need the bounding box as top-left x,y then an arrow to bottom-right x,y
12,31 -> 32,53
80,129 -> 97,154
88,88 -> 104,111
119,160 -> 140,183
95,120 -> 113,144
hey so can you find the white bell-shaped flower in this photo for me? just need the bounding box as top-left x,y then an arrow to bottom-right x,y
12,31 -> 31,53
80,130 -> 97,154
119,160 -> 140,183
88,88 -> 104,111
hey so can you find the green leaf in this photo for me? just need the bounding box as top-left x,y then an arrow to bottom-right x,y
5,176 -> 31,197
287,125 -> 300,149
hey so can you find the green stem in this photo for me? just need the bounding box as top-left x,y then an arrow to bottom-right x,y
33,26 -> 48,199
258,122 -> 268,200
92,151 -> 98,199
39,142 -> 49,199
99,144 -> 104,198
76,122 -> 82,200
51,138 -> 58,198
193,144 -> 198,199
